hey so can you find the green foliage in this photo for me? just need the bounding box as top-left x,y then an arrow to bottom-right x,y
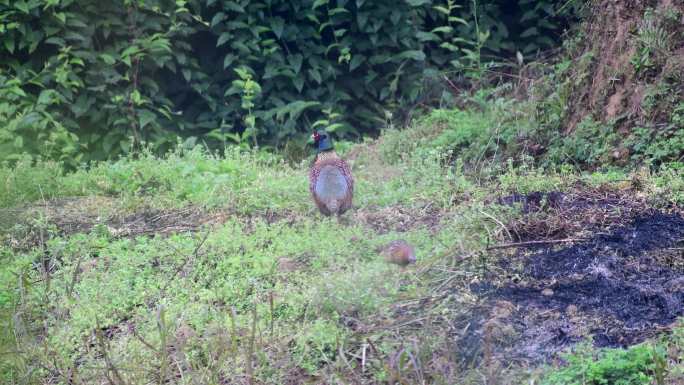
379,90 -> 537,172
631,7 -> 682,79
625,124 -> 684,167
532,49 -> 594,145
651,162 -> 684,205
293,319 -> 344,373
456,0 -> 586,57
0,0 -> 441,164
542,343 -> 664,385
0,155 -> 64,208
545,116 -> 616,166
0,0 -> 185,164
0,0 -> 583,164
0,72 -> 82,166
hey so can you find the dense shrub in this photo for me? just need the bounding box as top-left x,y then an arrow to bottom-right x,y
0,0 -> 582,164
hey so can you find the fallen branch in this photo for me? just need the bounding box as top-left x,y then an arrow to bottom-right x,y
486,238 -> 586,250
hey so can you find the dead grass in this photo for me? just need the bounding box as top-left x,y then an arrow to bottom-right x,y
354,204 -> 446,235
499,182 -> 657,242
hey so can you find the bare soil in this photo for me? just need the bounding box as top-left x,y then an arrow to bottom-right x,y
452,191 -> 684,366
566,0 -> 684,134
487,212 -> 683,361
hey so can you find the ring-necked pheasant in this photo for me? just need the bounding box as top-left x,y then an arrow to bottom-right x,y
309,130 -> 353,217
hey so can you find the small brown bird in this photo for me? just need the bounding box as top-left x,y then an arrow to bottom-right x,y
381,240 -> 416,266
309,130 -> 354,217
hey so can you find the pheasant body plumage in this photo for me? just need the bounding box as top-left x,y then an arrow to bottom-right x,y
309,131 -> 353,217
381,240 -> 416,266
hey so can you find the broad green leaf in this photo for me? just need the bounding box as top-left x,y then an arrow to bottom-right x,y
433,5 -> 450,15
447,16 -> 468,26
138,109 -> 156,129
102,131 -> 120,153
520,9 -> 537,22
121,45 -> 140,58
349,54 -> 364,71
308,68 -> 322,84
3,39 -> 14,54
275,100 -> 320,120
431,26 -> 453,34
536,35 -> 555,48
390,11 -> 401,25
10,86 -> 26,97
66,17 -> 88,28
15,1 -> 30,14
312,0 -> 327,10
319,21 -> 332,33
293,77 -> 304,93
54,12 -> 66,24
520,27 -> 538,38
271,17 -> 285,39
416,31 -> 438,42
357,12 -> 369,30
224,1 -> 245,13
396,50 -> 425,61
217,32 -> 231,47
28,32 -> 43,54
325,123 -> 345,132
379,86 -> 390,101
328,7 -> 349,16
232,41 -> 250,53
288,54 -> 303,74
14,135 -> 23,148
37,90 -> 54,105
211,12 -> 226,27
223,54 -> 237,69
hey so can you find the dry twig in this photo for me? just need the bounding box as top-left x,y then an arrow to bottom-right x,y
486,238 -> 586,250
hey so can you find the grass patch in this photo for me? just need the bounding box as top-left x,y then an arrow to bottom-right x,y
1,108 -> 683,384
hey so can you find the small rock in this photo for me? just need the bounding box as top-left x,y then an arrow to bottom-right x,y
541,288 -> 554,297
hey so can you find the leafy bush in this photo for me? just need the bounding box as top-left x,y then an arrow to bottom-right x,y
545,116 -> 616,166
459,0 -> 585,57
379,91 -> 535,170
542,343 -> 663,385
0,0 -> 583,164
293,319 -> 344,373
0,0 -> 444,164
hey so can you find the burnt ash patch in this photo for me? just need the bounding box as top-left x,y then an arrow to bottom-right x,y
482,212 -> 684,362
